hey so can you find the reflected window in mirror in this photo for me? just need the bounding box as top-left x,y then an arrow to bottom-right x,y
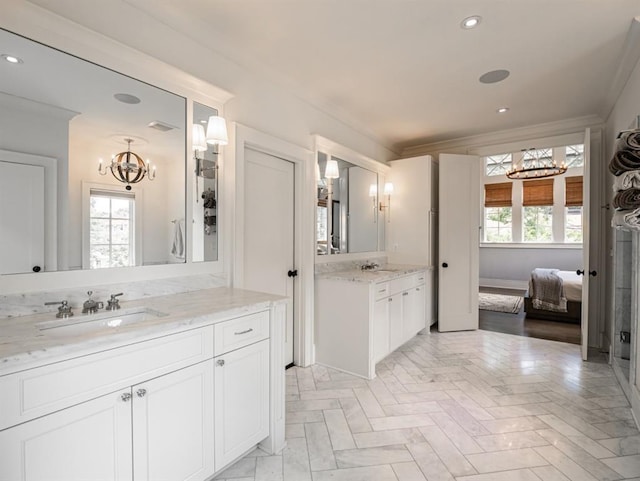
88,190 -> 135,269
192,102 -> 221,263
0,28 -> 186,274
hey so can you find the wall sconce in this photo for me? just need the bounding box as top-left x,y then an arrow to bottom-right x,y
192,124 -> 208,153
369,183 -> 378,222
98,137 -> 155,191
379,182 -> 393,222
324,159 -> 340,180
206,116 -> 229,146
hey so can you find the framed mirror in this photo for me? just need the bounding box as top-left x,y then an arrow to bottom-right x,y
0,28 -> 186,275
316,152 -> 380,255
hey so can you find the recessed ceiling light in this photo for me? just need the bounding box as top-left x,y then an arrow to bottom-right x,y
479,69 -> 510,84
2,54 -> 23,64
114,93 -> 141,104
497,107 -> 510,114
461,16 -> 481,29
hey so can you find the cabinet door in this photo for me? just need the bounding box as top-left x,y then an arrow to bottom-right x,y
0,391 -> 132,481
402,288 -> 417,342
388,293 -> 404,352
132,360 -> 215,481
373,297 -> 390,363
214,339 -> 270,471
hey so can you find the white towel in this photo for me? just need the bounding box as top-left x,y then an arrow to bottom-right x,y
613,170 -> 640,192
611,208 -> 640,231
171,219 -> 185,259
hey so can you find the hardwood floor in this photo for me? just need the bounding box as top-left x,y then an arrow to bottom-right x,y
479,287 -> 581,345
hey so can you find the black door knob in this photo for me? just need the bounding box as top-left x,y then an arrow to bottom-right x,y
576,269 -> 584,276
32,265 -> 41,273
589,270 -> 597,277
442,262 -> 448,268
287,269 -> 298,278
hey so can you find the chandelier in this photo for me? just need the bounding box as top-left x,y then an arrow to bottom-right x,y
98,138 -> 155,190
506,148 -> 567,180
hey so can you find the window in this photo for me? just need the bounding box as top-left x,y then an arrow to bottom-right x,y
89,190 -> 135,269
565,176 -> 583,243
481,142 -> 584,245
485,153 -> 512,176
484,182 -> 512,242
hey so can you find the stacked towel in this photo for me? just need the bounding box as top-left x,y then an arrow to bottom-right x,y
616,130 -> 640,151
609,150 -> 640,176
613,188 -> 640,210
613,170 -> 640,192
612,208 -> 640,231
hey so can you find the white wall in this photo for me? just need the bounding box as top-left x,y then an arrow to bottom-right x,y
479,246 -> 582,288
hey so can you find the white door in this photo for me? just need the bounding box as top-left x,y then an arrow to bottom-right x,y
244,148 -> 295,366
0,391 -> 132,481
438,153 -> 481,331
0,161 -> 45,274
132,361 -> 214,481
581,128 -> 591,361
214,339 -> 270,471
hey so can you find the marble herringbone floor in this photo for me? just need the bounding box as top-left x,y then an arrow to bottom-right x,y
215,329 -> 640,481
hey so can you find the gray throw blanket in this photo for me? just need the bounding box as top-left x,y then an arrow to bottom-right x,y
529,268 -> 567,312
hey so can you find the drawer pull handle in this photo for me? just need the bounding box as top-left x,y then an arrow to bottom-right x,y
235,328 -> 254,335
217,359 -> 225,367
378,289 -> 386,293
403,292 -> 409,296
136,388 -> 147,398
388,298 -> 393,302
121,392 -> 132,402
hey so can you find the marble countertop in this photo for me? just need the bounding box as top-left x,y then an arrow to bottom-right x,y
316,263 -> 430,283
0,287 -> 286,375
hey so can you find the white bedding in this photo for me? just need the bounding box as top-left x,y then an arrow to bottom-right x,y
557,270 -> 582,302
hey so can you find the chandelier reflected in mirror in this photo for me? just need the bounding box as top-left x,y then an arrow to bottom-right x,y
98,137 -> 155,190
506,147 -> 567,180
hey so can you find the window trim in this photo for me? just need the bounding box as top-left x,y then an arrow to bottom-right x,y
82,182 -> 143,269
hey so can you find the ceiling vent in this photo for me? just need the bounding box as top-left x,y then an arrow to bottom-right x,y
148,120 -> 177,132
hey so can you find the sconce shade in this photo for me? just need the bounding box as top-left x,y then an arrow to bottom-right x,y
325,159 -> 340,179
369,184 -> 377,197
383,182 -> 394,196
192,124 -> 207,152
206,116 -> 229,146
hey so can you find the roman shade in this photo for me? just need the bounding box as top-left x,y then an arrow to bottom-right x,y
484,182 -> 513,207
565,176 -> 583,207
523,179 -> 554,206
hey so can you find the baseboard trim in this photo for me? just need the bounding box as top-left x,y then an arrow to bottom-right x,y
480,278 -> 528,291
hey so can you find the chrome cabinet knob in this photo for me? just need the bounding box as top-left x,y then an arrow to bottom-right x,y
136,388 -> 147,398
121,392 -> 132,402
216,359 -> 225,367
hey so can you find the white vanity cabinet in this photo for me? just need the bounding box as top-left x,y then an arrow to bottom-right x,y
213,311 -> 270,470
0,298 -> 285,481
316,268 -> 427,379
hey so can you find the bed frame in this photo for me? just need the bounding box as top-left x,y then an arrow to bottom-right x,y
524,294 -> 581,323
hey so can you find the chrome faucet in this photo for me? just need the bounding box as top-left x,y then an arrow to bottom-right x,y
361,261 -> 380,271
106,292 -> 123,311
44,300 -> 74,318
82,291 -> 104,314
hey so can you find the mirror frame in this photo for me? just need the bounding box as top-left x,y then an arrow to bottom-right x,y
314,135 -> 390,263
0,21 -> 233,295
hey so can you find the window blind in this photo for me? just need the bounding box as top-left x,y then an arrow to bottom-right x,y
523,179 -> 554,206
565,176 -> 583,207
484,182 -> 513,207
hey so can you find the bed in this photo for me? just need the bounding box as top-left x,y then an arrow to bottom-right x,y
524,269 -> 582,323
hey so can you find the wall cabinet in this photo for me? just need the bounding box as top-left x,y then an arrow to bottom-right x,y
0,306 -> 283,481
316,270 -> 427,379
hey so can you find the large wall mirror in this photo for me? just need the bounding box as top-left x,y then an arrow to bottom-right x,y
316,148 -> 385,256
0,28 -> 186,275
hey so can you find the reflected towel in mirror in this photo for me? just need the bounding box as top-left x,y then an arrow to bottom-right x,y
171,219 -> 185,259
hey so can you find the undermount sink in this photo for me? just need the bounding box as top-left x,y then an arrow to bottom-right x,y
37,307 -> 168,336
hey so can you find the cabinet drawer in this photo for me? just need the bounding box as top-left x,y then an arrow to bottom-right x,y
413,272 -> 426,287
389,275 -> 414,295
374,282 -> 390,300
0,326 -> 214,431
214,310 -> 269,356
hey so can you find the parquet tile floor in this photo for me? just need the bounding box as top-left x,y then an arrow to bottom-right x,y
215,329 -> 640,481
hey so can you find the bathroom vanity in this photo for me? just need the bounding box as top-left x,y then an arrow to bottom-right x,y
315,265 -> 429,379
0,287 -> 286,481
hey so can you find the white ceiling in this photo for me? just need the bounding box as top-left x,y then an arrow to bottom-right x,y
25,0 -> 640,152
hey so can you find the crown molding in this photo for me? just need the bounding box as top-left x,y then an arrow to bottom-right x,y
400,114 -> 605,158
